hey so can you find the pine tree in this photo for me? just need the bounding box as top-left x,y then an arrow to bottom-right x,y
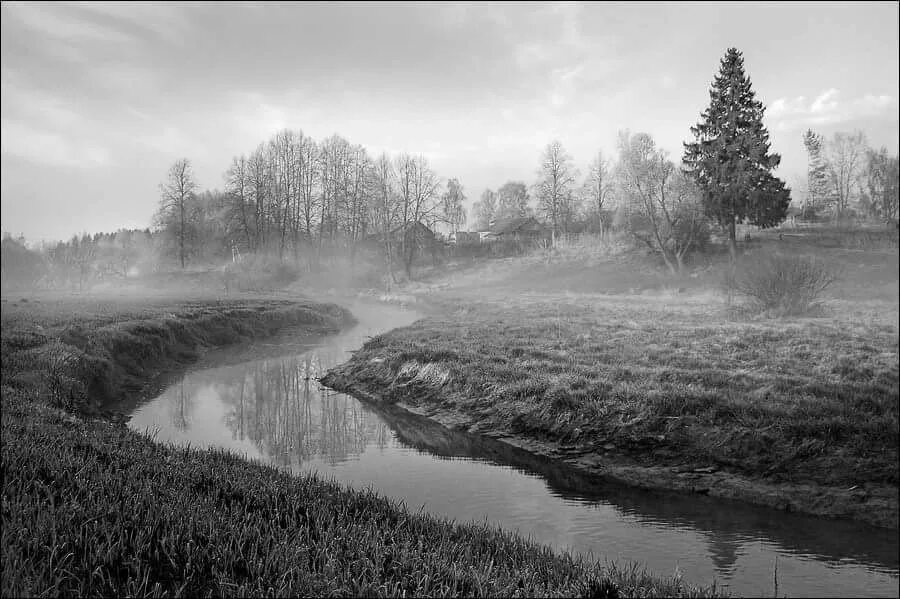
683,48 -> 790,257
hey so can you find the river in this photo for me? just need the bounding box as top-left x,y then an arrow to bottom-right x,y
128,300 -> 899,598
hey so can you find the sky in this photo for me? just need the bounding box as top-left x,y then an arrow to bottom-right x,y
2,1 -> 898,243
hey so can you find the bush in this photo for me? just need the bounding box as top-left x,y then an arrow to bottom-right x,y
724,251 -> 840,316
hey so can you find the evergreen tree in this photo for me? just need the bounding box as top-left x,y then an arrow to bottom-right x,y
683,48 -> 790,257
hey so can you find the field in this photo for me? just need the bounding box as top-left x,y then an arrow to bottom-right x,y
1,290 -> 720,598
323,230 -> 900,528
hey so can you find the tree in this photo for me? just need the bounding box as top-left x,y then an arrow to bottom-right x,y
156,158 -> 198,269
583,150 -> 614,234
802,129 -> 831,215
225,155 -> 254,252
535,141 -> 579,244
440,178 -> 467,233
495,181 -> 530,223
371,152 -> 400,286
0,234 -> 46,290
861,147 -> 900,224
471,189 -> 497,231
617,131 -> 708,273
823,130 -> 867,222
395,154 -> 440,277
683,47 -> 790,258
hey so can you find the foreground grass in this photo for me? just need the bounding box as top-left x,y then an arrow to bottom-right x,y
323,293 -> 899,527
1,293 -> 720,597
1,392 -> 718,598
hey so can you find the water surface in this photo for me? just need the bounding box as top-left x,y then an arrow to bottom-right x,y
128,301 -> 899,598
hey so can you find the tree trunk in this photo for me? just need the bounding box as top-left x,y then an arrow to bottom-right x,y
728,216 -> 737,262
179,199 -> 186,269
658,246 -> 678,275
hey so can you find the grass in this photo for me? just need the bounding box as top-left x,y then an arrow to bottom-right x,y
0,392 -> 719,598
1,291 -> 721,598
322,234 -> 899,528
1,294 -> 353,414
325,297 -> 898,487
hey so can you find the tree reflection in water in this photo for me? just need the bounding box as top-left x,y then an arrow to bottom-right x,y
169,379 -> 192,431
210,353 -> 388,467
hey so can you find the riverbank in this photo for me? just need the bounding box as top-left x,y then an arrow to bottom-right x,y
1,292 -> 720,597
321,292 -> 899,529
1,294 -> 355,415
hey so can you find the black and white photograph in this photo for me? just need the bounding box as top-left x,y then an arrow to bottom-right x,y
1,2 -> 898,597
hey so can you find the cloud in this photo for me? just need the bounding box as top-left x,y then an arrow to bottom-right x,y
64,1 -> 192,43
768,88 -> 899,130
4,1 -> 133,43
1,119 -> 110,168
855,94 -> 895,110
810,88 -> 839,114
769,95 -> 807,116
0,70 -> 115,168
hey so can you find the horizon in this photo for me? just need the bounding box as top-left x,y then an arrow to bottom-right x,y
2,1 -> 898,244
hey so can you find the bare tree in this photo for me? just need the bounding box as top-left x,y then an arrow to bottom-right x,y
156,158 -> 198,269
824,130 -> 868,222
318,135 -> 352,263
297,136 -> 320,244
246,144 -> 269,252
345,144 -> 372,261
395,154 -> 440,277
583,150 -> 614,235
495,181 -> 530,223
617,131 -> 707,273
861,147 -> 899,224
225,155 -> 254,253
535,140 -> 578,244
472,189 -> 497,231
440,178 -> 467,233
371,152 -> 400,286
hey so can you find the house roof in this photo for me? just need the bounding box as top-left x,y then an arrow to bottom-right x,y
491,216 -> 543,234
388,221 -> 434,236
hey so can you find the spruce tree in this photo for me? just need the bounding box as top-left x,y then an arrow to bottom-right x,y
683,48 -> 790,257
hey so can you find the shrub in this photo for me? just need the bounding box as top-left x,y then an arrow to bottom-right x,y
724,251 -> 840,316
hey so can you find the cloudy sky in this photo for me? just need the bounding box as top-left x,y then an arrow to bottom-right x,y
2,1 -> 898,243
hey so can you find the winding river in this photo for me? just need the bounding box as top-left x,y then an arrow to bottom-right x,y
128,301 -> 899,598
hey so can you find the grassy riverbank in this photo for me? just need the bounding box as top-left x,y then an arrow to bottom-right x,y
322,241 -> 900,529
1,292 -> 720,597
1,294 -> 354,415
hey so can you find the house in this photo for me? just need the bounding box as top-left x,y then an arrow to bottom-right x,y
489,216 -> 549,242
448,231 -> 481,245
391,221 -> 435,246
366,221 -> 437,253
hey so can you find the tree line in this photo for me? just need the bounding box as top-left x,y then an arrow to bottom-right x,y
155,133 -> 467,278
802,129 -> 899,224
151,47 -> 897,275
7,47 -> 897,291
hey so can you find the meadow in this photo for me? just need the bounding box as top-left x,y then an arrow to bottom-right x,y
1,290 -> 721,598
323,229 -> 900,528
